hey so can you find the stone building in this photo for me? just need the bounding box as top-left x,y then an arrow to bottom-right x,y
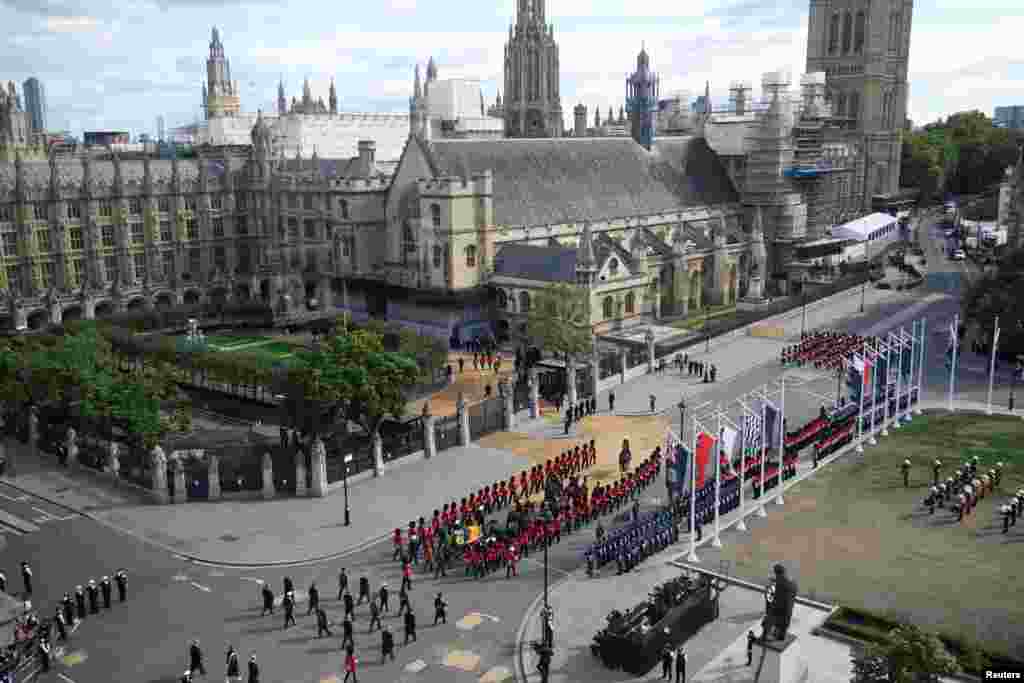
1000,146 -> 1024,250
502,0 -> 563,137
0,81 -> 45,162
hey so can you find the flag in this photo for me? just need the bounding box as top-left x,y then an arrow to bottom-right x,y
852,355 -> 871,387
720,426 -> 738,472
764,402 -> 780,449
741,411 -> 762,452
671,443 -> 692,497
696,432 -> 715,488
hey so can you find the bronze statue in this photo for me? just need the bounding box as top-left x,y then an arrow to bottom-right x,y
761,564 -> 797,641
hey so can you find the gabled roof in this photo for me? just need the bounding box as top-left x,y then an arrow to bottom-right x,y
424,136 -> 738,227
493,243 -> 578,283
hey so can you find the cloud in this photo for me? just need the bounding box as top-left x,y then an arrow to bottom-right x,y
45,15 -> 100,32
0,0 -> 82,16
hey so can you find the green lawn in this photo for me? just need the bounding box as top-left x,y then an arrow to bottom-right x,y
204,335 -> 272,350
670,304 -> 738,330
704,412 -> 1024,657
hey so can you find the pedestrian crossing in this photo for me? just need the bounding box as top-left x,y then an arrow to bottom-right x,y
0,483 -> 78,540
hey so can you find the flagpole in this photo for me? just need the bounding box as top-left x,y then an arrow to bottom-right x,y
915,317 -> 926,415
948,313 -> 959,412
867,339 -> 878,446
736,402 -> 748,532
893,330 -> 904,429
881,335 -> 892,437
905,322 -> 916,423
687,413 -> 699,563
856,341 -> 867,453
757,388 -> 768,518
987,317 -> 1000,415
712,407 -> 723,548
775,376 -> 785,505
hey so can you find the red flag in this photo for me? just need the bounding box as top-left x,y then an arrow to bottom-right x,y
696,432 -> 716,488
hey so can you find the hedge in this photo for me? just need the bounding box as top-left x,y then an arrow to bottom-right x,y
823,605 -> 1024,677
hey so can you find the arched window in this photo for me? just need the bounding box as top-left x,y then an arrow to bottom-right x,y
339,199 -> 349,220
836,92 -> 847,118
431,203 -> 441,228
519,291 -> 531,312
432,244 -> 442,268
465,245 -> 477,268
848,91 -> 860,122
854,11 -> 866,53
842,12 -> 853,53
624,291 -> 635,314
607,257 -> 619,277
828,13 -> 840,54
602,296 -> 615,319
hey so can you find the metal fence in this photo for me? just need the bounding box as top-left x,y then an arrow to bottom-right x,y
469,397 -> 504,441
435,414 -> 460,451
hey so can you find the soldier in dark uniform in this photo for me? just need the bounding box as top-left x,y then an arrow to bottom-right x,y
661,644 -> 674,679
188,639 -> 206,676
226,644 -> 240,682
932,459 -> 942,486
20,561 -> 33,596
75,585 -> 86,620
675,647 -> 686,683
260,584 -> 274,616
283,576 -> 294,596
397,584 -> 411,615
747,630 -> 757,665
381,626 -> 395,663
115,569 -> 127,602
282,591 -> 296,628
306,583 -> 319,616
62,591 -> 75,626
37,637 -> 51,672
368,598 -> 382,632
357,576 -> 371,605
101,576 -> 112,608
54,606 -> 68,641
0,570 -> 5,593
87,579 -> 99,614
434,543 -> 449,578
378,583 -> 390,613
337,568 -> 348,601
316,605 -> 332,638
433,592 -> 447,625
403,608 -> 417,644
1002,504 -> 1012,534
343,589 -> 355,621
341,614 -> 355,650
901,459 -> 911,488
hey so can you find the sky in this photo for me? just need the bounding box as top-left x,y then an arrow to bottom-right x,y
1,0 -> 1023,139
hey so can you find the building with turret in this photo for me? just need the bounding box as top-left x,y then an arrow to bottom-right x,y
502,0 -> 563,137
1,81 -> 45,162
626,47 -> 659,151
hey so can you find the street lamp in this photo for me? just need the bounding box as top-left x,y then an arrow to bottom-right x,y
800,274 -> 809,338
704,305 -> 711,352
342,453 -> 353,526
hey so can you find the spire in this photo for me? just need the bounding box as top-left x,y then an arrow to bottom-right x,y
413,64 -> 422,99
480,89 -> 485,117
578,221 -> 596,268
426,56 -> 437,81
277,77 -> 286,116
328,78 -> 337,115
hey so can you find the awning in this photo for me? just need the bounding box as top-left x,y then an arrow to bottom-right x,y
831,213 -> 899,242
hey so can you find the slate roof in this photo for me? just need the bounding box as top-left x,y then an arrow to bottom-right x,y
493,243 -> 578,283
424,136 -> 738,227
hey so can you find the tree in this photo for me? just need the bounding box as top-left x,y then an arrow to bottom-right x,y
525,282 -> 593,360
288,327 -> 420,441
961,247 -> 1024,356
851,623 -> 959,682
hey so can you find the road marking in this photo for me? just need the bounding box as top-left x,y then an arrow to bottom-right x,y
34,516 -> 51,523
172,574 -> 190,582
190,582 -> 212,592
444,650 -> 481,672
480,666 -> 514,683
405,659 -> 428,673
70,621 -> 81,634
0,492 -> 29,502
55,514 -> 78,521
522,557 -> 572,577
209,570 -> 226,577
469,612 -> 500,623
18,665 -> 40,682
32,506 -> 56,520
58,674 -> 77,683
240,577 -> 265,584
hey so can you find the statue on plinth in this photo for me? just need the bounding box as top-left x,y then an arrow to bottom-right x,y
761,563 -> 798,641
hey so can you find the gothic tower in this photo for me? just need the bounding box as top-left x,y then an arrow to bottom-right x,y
805,0 -> 912,205
204,27 -> 240,118
503,0 -> 563,138
277,79 -> 286,116
626,46 -> 659,150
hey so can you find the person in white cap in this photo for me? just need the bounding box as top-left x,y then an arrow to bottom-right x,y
901,460 -> 911,488
932,459 -> 942,486
87,579 -> 99,614
1001,503 -> 1013,534
100,575 -> 112,608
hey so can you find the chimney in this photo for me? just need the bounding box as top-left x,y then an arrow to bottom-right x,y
357,140 -> 375,176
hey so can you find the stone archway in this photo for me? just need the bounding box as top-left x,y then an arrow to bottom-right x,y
126,298 -> 147,311
27,309 -> 50,330
183,290 -> 201,306
63,305 -> 84,322
94,301 -> 115,318
155,293 -> 175,310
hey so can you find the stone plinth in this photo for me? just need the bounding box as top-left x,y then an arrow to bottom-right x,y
66,427 -> 79,472
171,460 -> 187,505
107,442 -> 120,484
423,414 -> 437,459
295,449 -> 308,497
456,394 -> 470,446
566,364 -> 578,406
528,371 -> 540,419
207,455 -> 222,501
372,433 -> 385,477
261,452 -> 275,500
151,446 -> 168,504
310,439 -> 327,497
501,380 -> 516,430
752,633 -> 799,683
